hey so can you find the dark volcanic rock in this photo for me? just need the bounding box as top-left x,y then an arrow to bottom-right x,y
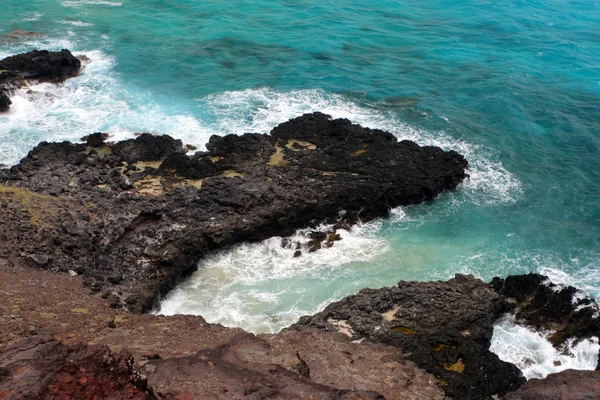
0,89 -> 10,112
492,274 -> 600,347
293,274 -> 525,400
84,132 -> 110,147
0,49 -> 81,84
502,369 -> 600,400
0,112 -> 468,313
112,133 -> 186,164
0,49 -> 81,112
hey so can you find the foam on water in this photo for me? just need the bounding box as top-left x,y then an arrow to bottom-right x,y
59,20 -> 94,27
0,49 -> 208,166
491,315 -> 599,380
0,59 -> 521,211
60,0 -> 123,7
157,222 -> 389,333
419,248 -> 600,300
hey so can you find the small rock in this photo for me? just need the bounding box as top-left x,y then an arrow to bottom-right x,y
144,364 -> 156,374
120,177 -> 132,189
108,274 -> 122,284
307,240 -> 321,253
28,254 -> 50,266
84,132 -> 109,147
68,177 -> 79,188
68,270 -> 78,277
129,172 -> 144,182
143,247 -> 160,257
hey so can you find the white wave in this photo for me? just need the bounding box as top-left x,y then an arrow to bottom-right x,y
0,38 -> 77,61
491,315 -> 599,380
22,12 -> 44,22
156,222 -> 389,333
431,249 -> 600,300
59,20 -> 94,27
60,0 -> 123,7
0,57 -> 521,208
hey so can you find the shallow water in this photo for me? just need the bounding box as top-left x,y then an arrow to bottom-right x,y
1,0 -> 599,376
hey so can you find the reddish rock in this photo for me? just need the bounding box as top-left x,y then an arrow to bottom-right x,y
263,328 -> 447,400
502,369 -> 600,400
143,333 -> 384,399
0,334 -> 146,400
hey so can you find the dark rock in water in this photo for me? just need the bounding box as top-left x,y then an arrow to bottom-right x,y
502,369 -> 600,400
0,49 -> 81,84
0,112 -> 467,313
492,274 -> 600,347
83,132 -> 110,147
0,89 -> 11,112
0,49 -> 81,112
293,274 -> 525,400
0,28 -> 45,43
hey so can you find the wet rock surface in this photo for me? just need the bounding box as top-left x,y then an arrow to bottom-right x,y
0,49 -> 81,112
491,274 -> 600,346
0,89 -> 10,112
501,369 -> 600,400
0,49 -> 81,84
0,112 -> 468,312
293,274 -> 526,400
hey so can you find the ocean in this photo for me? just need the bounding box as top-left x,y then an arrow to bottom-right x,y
1,0 -> 599,379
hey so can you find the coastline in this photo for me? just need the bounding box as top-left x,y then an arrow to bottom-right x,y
0,50 -> 599,399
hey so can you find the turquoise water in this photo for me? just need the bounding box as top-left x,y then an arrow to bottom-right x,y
1,1 -> 600,336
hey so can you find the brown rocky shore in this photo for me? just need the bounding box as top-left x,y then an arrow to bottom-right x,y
1,50 -> 599,399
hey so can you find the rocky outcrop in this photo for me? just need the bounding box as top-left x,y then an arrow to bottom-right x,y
0,49 -> 81,85
293,274 -> 525,400
0,332 -> 386,399
491,274 -> 600,347
502,369 -> 600,400
0,262 -> 446,399
144,333 -> 385,399
0,112 -> 468,312
1,256 -> 598,399
262,328 -> 447,400
0,49 -> 81,112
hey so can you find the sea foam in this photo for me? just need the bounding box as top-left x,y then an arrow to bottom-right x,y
157,222 -> 388,333
491,315 -> 599,380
